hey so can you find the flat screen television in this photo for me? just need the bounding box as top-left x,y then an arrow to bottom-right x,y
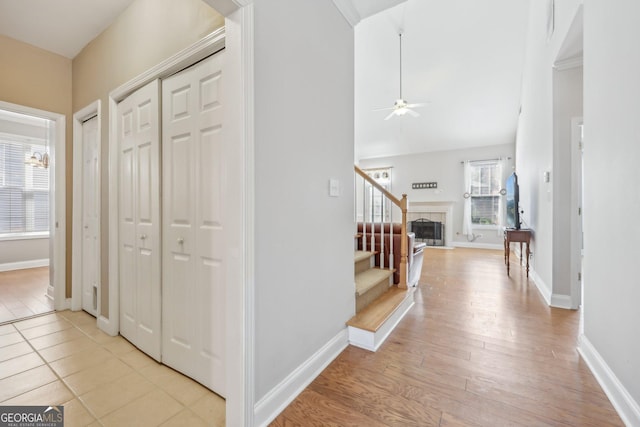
505,172 -> 520,229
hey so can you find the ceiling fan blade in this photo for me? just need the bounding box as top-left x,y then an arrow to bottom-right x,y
406,109 -> 420,118
384,111 -> 397,120
406,102 -> 429,108
372,106 -> 394,112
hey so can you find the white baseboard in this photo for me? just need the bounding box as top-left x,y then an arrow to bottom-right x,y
98,314 -> 118,336
451,241 -> 504,250
254,329 -> 348,426
530,269 -> 552,306
578,334 -> 640,426
550,294 -> 573,309
0,258 -> 49,272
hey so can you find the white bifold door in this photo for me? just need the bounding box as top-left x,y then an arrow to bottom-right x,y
161,52 -> 226,396
117,80 -> 162,362
81,115 -> 100,316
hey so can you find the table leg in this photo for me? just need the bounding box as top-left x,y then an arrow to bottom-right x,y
506,238 -> 510,275
526,242 -> 530,277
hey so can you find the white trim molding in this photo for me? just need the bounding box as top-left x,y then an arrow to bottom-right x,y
254,329 -> 349,427
452,241 -> 504,251
0,259 -> 49,272
530,268 -> 552,306
0,100 -> 66,312
578,334 -> 640,426
550,294 -> 573,309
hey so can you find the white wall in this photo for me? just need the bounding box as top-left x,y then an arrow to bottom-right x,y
253,0 -> 355,404
359,143 -> 515,247
515,0 -> 582,300
0,238 -> 48,270
519,0 -> 640,422
552,65 -> 582,301
581,0 -> 640,421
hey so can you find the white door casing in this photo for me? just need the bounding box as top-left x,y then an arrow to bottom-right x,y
162,52 -> 226,396
118,80 -> 162,361
81,115 -> 100,316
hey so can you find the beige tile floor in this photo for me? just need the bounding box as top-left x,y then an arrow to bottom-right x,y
0,267 -> 53,324
0,310 -> 225,426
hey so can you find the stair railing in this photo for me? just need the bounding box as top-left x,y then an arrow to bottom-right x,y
355,165 -> 408,289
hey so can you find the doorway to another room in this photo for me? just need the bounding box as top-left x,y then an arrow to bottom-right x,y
0,107 -> 57,323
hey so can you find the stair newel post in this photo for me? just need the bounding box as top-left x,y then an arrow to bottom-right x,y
399,194 -> 408,289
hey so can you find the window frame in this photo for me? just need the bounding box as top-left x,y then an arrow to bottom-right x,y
468,160 -> 501,229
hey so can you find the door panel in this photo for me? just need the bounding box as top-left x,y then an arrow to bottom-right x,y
118,79 -> 161,361
81,116 -> 99,316
162,51 -> 226,396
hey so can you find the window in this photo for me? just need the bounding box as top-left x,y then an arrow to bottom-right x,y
469,160 -> 501,226
0,138 -> 49,236
364,167 -> 392,223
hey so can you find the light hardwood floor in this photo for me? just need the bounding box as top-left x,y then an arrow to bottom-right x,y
0,267 -> 53,324
272,247 -> 623,426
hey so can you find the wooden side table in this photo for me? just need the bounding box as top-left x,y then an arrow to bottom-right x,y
504,228 -> 532,276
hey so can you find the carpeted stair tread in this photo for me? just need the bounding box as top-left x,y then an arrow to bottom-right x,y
355,268 -> 393,296
354,251 -> 375,263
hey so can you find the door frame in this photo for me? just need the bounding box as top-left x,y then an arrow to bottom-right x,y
0,100 -> 67,311
570,117 -> 583,310
71,101 -> 101,313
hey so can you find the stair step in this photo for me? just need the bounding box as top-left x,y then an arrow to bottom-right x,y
354,250 -> 374,264
355,268 -> 393,297
347,287 -> 413,333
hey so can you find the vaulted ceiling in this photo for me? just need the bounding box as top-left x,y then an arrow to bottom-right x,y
0,0 -> 530,160
355,0 -> 530,159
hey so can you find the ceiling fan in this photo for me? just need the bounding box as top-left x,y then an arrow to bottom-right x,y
374,32 -> 427,120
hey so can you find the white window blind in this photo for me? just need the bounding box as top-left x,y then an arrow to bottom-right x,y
0,138 -> 49,235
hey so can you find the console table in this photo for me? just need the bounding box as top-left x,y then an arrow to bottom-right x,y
504,228 -> 531,277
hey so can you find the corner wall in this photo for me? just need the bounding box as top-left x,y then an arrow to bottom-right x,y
0,35 -> 72,294
72,0 -> 224,316
580,0 -> 640,423
253,0 -> 355,412
515,0 -> 582,302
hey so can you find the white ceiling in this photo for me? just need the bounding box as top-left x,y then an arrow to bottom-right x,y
0,0 -> 530,160
355,0 -> 530,159
0,0 -> 135,58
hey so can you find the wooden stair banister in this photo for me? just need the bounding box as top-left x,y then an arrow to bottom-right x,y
354,165 -> 409,289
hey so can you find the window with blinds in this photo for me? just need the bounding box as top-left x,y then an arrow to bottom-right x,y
0,138 -> 49,236
470,160 -> 501,226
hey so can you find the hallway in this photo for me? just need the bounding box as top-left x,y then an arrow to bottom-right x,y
273,248 -> 622,426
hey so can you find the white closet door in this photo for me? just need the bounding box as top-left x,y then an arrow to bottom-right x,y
118,79 -> 162,361
81,115 -> 99,316
162,51 -> 226,395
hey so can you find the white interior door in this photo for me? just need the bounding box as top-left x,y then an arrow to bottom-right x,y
162,52 -> 226,395
118,80 -> 162,361
81,115 -> 99,316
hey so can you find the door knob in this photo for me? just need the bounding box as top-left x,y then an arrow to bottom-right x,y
177,237 -> 184,245
140,234 -> 147,240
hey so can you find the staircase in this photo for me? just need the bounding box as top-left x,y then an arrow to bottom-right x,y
347,166 -> 417,352
348,249 -> 415,351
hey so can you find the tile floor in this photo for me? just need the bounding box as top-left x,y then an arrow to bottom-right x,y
0,310 -> 225,426
0,267 -> 53,324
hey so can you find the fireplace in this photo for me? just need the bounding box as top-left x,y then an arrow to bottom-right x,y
410,218 -> 444,246
408,201 -> 454,247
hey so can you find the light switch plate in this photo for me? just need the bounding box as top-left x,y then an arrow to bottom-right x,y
329,179 -> 340,197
